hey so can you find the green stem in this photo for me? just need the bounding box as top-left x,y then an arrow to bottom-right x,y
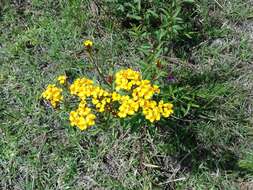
88,51 -> 111,87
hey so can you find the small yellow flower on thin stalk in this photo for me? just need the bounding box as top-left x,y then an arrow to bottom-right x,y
57,75 -> 67,85
83,39 -> 93,48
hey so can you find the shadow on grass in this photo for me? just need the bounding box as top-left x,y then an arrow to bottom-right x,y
155,122 -> 240,172
150,67 -> 249,176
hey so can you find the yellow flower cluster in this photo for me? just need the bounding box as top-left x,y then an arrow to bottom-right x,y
118,95 -> 139,118
91,87 -> 111,113
69,77 -> 94,99
132,80 -> 160,100
83,40 -> 93,48
141,100 -> 173,122
41,69 -> 174,131
69,101 -> 96,130
57,75 -> 67,85
115,68 -> 141,91
114,69 -> 173,122
41,84 -> 63,108
69,77 -> 112,113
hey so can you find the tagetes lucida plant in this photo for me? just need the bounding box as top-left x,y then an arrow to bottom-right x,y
41,40 -> 173,130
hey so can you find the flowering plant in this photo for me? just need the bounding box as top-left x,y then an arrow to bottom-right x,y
41,39 -> 175,131
41,68 -> 173,131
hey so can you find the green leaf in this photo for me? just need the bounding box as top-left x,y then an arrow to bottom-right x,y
127,14 -> 142,21
183,0 -> 195,3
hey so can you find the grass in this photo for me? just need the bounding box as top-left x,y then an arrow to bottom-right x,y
0,0 -> 253,189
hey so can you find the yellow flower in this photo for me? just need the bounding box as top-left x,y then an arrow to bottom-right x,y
69,77 -> 94,98
132,80 -> 160,101
143,106 -> 161,123
118,98 -> 139,118
57,75 -> 67,85
140,100 -> 174,122
69,111 -> 78,126
158,100 -> 174,118
89,87 -> 111,113
92,98 -> 99,105
41,84 -> 63,108
83,39 -> 93,48
115,69 -> 141,91
112,92 -> 121,101
69,101 -> 96,130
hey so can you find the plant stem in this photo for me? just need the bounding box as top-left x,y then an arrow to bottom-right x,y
88,51 -> 111,86
139,125 -> 147,173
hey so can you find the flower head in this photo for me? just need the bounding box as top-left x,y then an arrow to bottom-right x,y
41,84 -> 63,108
115,69 -> 141,91
57,75 -> 67,85
69,100 -> 96,130
83,39 -> 93,48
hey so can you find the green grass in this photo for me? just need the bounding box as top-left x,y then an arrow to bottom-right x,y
1,0 -> 253,189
